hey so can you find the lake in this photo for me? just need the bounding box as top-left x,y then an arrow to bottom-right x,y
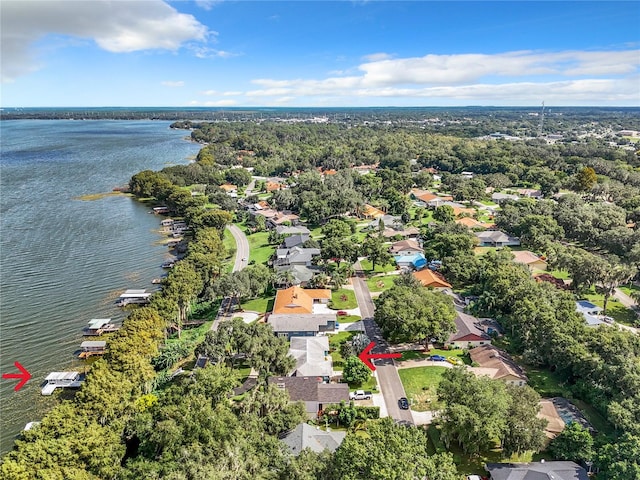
0,120 -> 201,454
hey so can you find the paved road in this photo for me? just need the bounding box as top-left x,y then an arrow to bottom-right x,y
351,265 -> 413,424
211,224 -> 250,331
228,224 -> 249,272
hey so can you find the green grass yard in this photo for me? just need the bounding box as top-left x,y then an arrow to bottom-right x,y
245,230 -> 275,265
337,315 -> 361,324
328,331 -> 357,370
398,366 -> 448,411
330,289 -> 358,310
366,275 -> 396,292
359,259 -> 397,275
581,291 -> 638,326
241,295 -> 274,314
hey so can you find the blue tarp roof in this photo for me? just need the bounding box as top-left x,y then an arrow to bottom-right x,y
394,253 -> 427,267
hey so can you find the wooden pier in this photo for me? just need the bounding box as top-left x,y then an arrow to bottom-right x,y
78,340 -> 107,359
83,318 -> 119,336
41,372 -> 85,395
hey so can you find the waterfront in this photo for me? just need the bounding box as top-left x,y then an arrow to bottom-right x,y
0,120 -> 201,454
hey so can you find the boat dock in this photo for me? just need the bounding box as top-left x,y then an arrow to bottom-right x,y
41,372 -> 85,395
78,340 -> 107,359
116,289 -> 151,307
83,318 -> 119,336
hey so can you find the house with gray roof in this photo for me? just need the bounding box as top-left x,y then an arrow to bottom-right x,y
289,336 -> 333,379
485,461 -> 589,480
276,225 -> 311,236
268,376 -> 350,417
475,230 -> 521,247
268,313 -> 337,340
274,246 -> 321,269
280,423 -> 346,455
284,233 -> 311,248
275,265 -> 321,287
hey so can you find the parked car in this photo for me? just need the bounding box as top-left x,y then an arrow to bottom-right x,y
447,357 -> 462,365
350,390 -> 372,400
337,310 -> 348,316
429,354 -> 446,361
398,397 -> 409,410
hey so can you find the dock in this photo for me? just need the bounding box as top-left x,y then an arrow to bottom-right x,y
78,340 -> 107,359
116,289 -> 151,307
41,372 -> 84,395
83,318 -> 119,336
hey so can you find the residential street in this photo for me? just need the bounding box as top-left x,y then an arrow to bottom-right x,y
228,224 -> 250,272
212,224 -> 250,331
351,264 -> 414,424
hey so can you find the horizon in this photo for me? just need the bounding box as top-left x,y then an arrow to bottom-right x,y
1,1 -> 639,108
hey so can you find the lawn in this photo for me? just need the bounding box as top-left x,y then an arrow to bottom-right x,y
398,366 -> 449,411
366,275 -> 396,292
581,291 -> 638,326
523,364 -> 572,398
348,374 -> 378,392
328,331 -> 357,370
330,288 -> 358,310
548,269 -> 571,280
222,227 -> 237,273
359,259 -> 397,274
241,295 -> 274,314
245,230 -> 275,265
619,283 -> 640,298
337,315 -> 361,324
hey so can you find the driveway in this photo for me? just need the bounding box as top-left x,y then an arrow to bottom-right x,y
228,224 -> 249,272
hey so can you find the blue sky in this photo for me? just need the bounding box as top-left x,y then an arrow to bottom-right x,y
1,1 -> 639,107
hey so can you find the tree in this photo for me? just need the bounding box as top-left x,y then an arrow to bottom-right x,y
342,356 -> 371,385
160,261 -> 203,338
332,417 -> 459,480
549,422 -> 594,463
502,385 -> 547,456
595,259 -> 637,314
433,205 -> 455,223
595,433 -> 640,480
362,234 -> 392,271
374,285 -> 456,344
575,166 -> 598,192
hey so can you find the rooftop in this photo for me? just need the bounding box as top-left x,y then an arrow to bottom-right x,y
273,286 -> 332,315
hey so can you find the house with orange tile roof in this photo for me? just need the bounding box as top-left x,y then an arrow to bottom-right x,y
412,269 -> 452,290
273,286 -> 332,315
219,183 -> 238,194
451,206 -> 476,217
266,181 -> 285,192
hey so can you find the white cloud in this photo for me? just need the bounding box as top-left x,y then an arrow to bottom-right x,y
192,47 -> 239,59
161,80 -> 185,87
203,99 -> 238,106
200,89 -> 219,96
195,0 -> 221,10
1,0 -> 209,82
240,49 -> 639,105
362,52 -> 393,62
223,91 -> 243,96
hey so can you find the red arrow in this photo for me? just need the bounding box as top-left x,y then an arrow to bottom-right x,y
2,361 -> 31,392
358,342 -> 401,371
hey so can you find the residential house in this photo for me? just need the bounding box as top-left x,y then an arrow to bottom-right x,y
284,233 -> 311,248
447,312 -> 492,349
469,345 -> 528,386
266,181 -> 286,192
367,214 -> 403,230
413,269 -> 452,290
268,376 -> 350,418
394,253 -> 427,270
455,217 -> 489,230
289,336 -> 333,379
485,461 -> 589,480
268,212 -> 300,228
275,265 -> 322,287
576,300 -> 612,327
516,188 -> 543,199
389,239 -> 423,256
280,423 -> 346,455
274,246 -> 321,269
475,230 -> 521,247
491,192 -> 520,202
268,314 -> 337,339
272,286 -> 332,315
381,226 -> 421,239
410,189 -> 454,207
361,204 -> 385,219
219,183 -> 238,195
512,250 -> 548,271
276,225 -> 311,236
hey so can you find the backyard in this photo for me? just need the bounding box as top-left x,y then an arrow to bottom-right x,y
398,366 -> 449,412
330,288 -> 358,310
